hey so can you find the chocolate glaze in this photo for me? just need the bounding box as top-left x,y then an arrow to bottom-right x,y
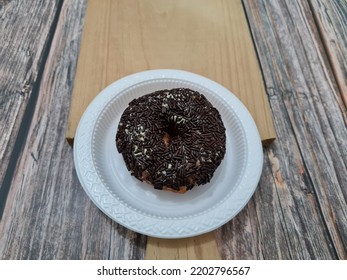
115,88 -> 226,192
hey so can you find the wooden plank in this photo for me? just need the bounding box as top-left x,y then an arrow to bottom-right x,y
0,0 -> 146,259
309,0 -> 347,110
0,0 -> 62,198
230,0 -> 347,259
66,0 -> 275,145
145,232 -> 220,260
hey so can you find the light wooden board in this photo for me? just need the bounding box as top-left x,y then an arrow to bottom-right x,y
145,233 -> 220,260
65,0 -> 276,260
66,0 -> 275,144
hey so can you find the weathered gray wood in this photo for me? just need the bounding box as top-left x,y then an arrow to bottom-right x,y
220,0 -> 347,259
0,0 -> 62,188
0,0 -> 146,260
309,0 -> 347,109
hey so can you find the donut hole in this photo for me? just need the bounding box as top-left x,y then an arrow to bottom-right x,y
162,116 -> 183,146
165,118 -> 180,137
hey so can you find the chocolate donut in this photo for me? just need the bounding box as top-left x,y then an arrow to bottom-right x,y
115,88 -> 226,193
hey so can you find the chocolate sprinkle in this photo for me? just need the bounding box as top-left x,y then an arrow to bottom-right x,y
115,88 -> 226,192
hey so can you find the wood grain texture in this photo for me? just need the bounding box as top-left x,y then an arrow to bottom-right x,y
66,0 -> 275,144
0,0 -> 146,260
309,0 -> 347,108
0,0 -> 62,192
145,233 -> 220,260
216,0 -> 347,259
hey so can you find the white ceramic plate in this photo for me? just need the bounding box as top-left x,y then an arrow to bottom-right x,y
73,69 -> 263,238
